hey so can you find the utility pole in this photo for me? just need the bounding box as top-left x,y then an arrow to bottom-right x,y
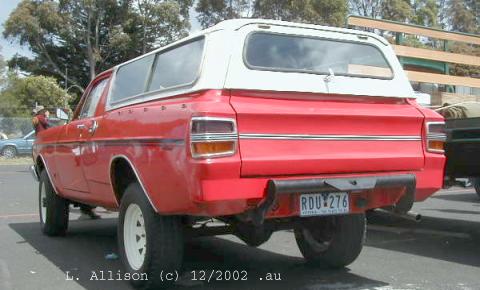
65,66 -> 68,90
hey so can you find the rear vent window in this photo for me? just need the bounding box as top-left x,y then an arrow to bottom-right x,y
110,54 -> 154,103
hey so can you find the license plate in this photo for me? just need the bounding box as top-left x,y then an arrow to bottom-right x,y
299,192 -> 349,217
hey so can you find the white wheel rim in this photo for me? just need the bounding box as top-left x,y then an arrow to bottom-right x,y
124,204 -> 146,270
40,182 -> 47,224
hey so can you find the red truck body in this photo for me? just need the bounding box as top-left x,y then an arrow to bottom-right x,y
34,84 -> 444,216
32,19 -> 446,288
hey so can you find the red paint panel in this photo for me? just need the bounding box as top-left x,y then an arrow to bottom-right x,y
230,90 -> 426,177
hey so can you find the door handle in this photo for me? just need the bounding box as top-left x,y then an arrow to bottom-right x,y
88,120 -> 98,134
77,124 -> 86,130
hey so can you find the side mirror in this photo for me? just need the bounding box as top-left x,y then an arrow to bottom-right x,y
56,108 -> 69,121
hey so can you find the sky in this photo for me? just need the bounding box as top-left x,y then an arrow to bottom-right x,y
0,0 -> 32,60
0,0 -> 201,61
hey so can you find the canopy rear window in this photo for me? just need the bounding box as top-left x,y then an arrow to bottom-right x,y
244,32 -> 393,79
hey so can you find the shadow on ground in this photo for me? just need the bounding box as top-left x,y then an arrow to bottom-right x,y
365,211 -> 480,268
9,219 -> 387,290
431,192 -> 480,203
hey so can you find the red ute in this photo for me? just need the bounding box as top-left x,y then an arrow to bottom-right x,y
32,19 -> 445,289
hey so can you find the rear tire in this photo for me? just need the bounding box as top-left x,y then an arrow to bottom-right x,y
472,178 -> 480,199
39,170 -> 69,236
118,183 -> 184,290
294,214 -> 365,268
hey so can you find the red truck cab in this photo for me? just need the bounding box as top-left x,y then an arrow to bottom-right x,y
32,19 -> 445,289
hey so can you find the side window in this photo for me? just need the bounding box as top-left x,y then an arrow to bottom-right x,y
79,78 -> 108,119
148,38 -> 204,91
110,54 -> 154,103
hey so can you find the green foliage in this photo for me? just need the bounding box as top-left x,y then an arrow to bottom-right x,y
196,0 -> 348,28
254,0 -> 348,26
0,48 -> 6,88
445,0 -> 477,33
349,0 -> 384,18
381,0 -> 412,22
0,75 -> 69,118
3,0 -> 193,90
196,0 -> 252,28
411,0 -> 439,27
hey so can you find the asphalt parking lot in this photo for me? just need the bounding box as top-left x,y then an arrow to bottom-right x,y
1,165 -> 480,290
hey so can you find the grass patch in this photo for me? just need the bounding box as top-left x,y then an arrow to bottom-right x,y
0,156 -> 33,165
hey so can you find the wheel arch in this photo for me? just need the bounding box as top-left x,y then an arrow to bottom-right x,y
1,144 -> 18,153
35,154 -> 60,194
109,155 -> 159,212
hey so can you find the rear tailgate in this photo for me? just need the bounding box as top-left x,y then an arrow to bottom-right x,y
230,91 -> 425,177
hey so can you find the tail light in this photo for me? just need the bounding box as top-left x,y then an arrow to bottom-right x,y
190,117 -> 238,158
426,122 -> 446,153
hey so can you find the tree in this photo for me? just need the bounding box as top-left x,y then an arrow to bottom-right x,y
254,0 -> 348,26
0,47 -> 6,88
349,0 -> 384,18
381,0 -> 413,22
196,0 -> 348,29
3,0 -> 193,91
195,0 -> 253,28
0,75 -> 70,118
131,0 -> 193,54
445,0 -> 477,33
411,0 -> 439,27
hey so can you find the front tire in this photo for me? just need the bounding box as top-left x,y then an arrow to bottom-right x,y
39,170 -> 69,236
118,183 -> 184,290
2,146 -> 17,158
294,214 -> 365,268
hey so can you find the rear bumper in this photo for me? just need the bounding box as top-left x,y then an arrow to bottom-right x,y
190,172 -> 423,218
246,174 -> 415,225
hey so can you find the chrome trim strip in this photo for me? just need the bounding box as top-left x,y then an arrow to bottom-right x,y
190,134 -> 238,142
427,134 -> 447,141
109,155 -> 159,212
239,133 -> 422,141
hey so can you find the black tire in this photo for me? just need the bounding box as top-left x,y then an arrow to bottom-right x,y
294,214 -> 365,268
39,170 -> 69,236
472,178 -> 480,199
2,146 -> 17,158
118,183 -> 184,290
235,223 -> 273,247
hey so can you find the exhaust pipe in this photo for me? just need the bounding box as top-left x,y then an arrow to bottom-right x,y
374,208 -> 422,222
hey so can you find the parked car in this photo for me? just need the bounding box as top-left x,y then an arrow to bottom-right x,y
0,130 -> 35,158
444,117 -> 480,198
31,19 -> 445,289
